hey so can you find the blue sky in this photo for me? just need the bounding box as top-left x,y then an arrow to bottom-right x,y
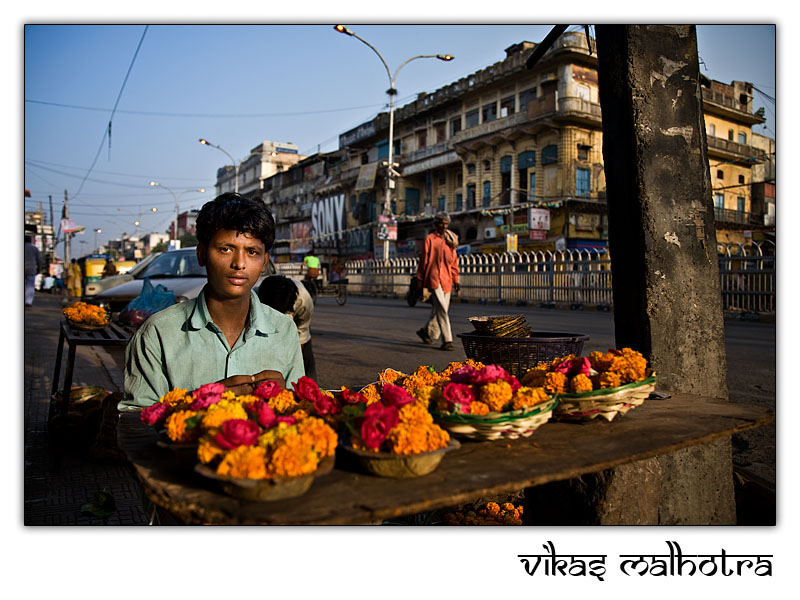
23,24 -> 776,250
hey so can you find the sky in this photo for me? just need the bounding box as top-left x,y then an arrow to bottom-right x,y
23,23 -> 776,253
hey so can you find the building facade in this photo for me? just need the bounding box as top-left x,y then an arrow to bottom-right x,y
213,141 -> 307,197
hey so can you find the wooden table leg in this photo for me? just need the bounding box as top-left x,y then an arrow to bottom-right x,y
60,344 -> 76,425
51,324 -> 66,397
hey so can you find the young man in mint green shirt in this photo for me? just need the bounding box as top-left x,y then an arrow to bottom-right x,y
122,193 -> 304,409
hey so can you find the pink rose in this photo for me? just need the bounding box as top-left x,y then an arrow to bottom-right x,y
442,382 -> 475,412
292,376 -> 323,403
450,365 -> 479,384
276,415 -> 297,426
214,419 -> 261,450
253,380 -> 282,400
313,393 -> 341,416
140,402 -> 171,426
474,364 -> 511,384
246,400 -> 277,429
341,388 -> 367,405
358,403 -> 399,450
553,357 -> 591,378
380,383 -> 415,408
189,382 -> 225,410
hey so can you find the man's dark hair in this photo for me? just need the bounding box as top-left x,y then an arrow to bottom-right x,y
195,192 -> 275,250
24,235 -> 31,244
257,275 -> 298,314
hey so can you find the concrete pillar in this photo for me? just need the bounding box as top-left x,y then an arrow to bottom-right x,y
524,25 -> 735,525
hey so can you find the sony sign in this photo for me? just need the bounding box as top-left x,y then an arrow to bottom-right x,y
311,194 -> 346,246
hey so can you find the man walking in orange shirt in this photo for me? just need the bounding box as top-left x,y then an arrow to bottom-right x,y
415,212 -> 460,351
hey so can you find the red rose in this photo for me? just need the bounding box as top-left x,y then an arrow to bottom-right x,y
292,376 -> 323,403
341,388 -> 367,405
276,415 -> 297,426
474,364 -> 511,384
359,403 -> 399,450
450,365 -> 479,384
140,402 -> 171,426
442,382 -> 475,412
214,419 -> 261,450
313,393 -> 341,416
381,383 -> 415,408
253,380 -> 282,400
246,400 -> 277,429
189,382 -> 225,410
553,358 -> 591,378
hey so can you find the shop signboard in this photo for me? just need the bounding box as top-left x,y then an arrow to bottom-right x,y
529,208 -> 550,231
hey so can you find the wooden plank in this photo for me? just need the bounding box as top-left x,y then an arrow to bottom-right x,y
117,394 -> 773,525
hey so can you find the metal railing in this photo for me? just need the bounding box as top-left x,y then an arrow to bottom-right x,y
334,240 -> 775,313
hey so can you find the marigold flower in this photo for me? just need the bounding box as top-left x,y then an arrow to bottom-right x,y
197,434 -> 225,464
165,410 -> 201,444
360,384 -> 382,406
569,373 -> 594,393
543,372 -> 568,394
201,402 -> 248,430
263,434 -> 318,478
469,401 -> 490,415
296,416 -> 338,458
597,371 -> 623,389
160,387 -> 192,408
478,380 -> 513,412
510,386 -> 550,410
217,445 -> 268,479
63,302 -> 109,325
268,389 -> 299,414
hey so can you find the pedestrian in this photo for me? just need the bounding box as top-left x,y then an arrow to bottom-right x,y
415,211 -> 460,351
101,257 -> 118,278
66,258 -> 83,300
301,251 -> 321,294
42,274 -> 56,293
24,235 -> 44,307
258,275 -> 317,382
122,192 -> 304,409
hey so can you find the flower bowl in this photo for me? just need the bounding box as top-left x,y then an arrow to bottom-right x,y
432,396 -> 558,441
194,463 -> 316,502
553,373 -> 658,422
339,437 -> 460,478
66,318 -> 108,331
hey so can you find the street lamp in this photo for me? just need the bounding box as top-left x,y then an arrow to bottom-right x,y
334,25 -> 454,261
148,182 -> 205,247
199,138 -> 241,193
94,228 -> 102,253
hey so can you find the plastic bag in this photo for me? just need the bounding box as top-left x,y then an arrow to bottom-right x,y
119,277 -> 176,326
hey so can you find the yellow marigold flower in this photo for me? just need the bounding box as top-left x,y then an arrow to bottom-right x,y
550,354 -> 577,369
543,372 -> 568,394
201,403 -> 248,430
569,373 -> 593,393
469,401 -> 490,415
411,385 -> 436,407
379,368 -> 403,384
360,384 -> 382,405
479,380 -> 513,412
486,502 -> 500,515
160,387 -> 191,407
521,366 -> 547,388
264,434 -> 318,477
234,393 -> 261,405
197,434 -> 225,464
63,302 -> 108,325
221,390 -> 237,402
165,410 -> 200,443
296,416 -> 338,458
217,445 -> 268,479
291,408 -> 310,421
597,371 -> 622,389
258,422 -> 297,448
589,351 -> 615,373
398,401 -> 434,426
268,389 -> 298,414
510,386 -> 550,410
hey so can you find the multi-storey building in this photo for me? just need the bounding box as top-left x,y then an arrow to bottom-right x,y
213,141 -> 307,197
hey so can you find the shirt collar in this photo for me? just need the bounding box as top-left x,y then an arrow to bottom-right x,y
187,285 -> 277,339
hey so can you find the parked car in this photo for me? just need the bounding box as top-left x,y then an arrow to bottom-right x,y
84,253 -> 160,297
90,247 -> 277,315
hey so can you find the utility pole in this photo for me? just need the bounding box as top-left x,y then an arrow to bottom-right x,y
63,190 -> 71,265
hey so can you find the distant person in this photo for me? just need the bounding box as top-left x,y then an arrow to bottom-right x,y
24,235 -> 44,307
51,262 -> 66,296
301,251 -> 321,294
101,258 -> 118,278
42,274 -> 56,293
415,211 -> 460,351
66,258 -> 83,300
258,275 -> 317,381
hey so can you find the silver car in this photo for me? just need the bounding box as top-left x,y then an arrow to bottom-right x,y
91,247 -> 276,315
84,252 -> 160,297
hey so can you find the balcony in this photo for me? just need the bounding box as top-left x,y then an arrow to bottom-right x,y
714,207 -> 765,228
706,135 -> 764,163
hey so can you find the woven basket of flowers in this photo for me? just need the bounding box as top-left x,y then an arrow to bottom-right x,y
521,349 -> 657,422
140,379 -> 338,501
428,362 -> 557,440
62,301 -> 109,330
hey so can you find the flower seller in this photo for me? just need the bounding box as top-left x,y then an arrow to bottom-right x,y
121,193 -> 305,409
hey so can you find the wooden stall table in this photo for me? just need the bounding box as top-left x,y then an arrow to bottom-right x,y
50,320 -> 136,428
117,394 -> 773,525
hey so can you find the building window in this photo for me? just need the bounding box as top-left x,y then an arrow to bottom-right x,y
738,132 -> 747,144
482,102 -> 497,123
738,175 -> 745,184
716,169 -> 724,179
482,181 -> 492,207
483,159 -> 492,171
714,193 -> 725,209
575,84 -> 590,101
465,109 -> 479,128
466,184 -> 476,209
542,144 -> 558,165
405,188 -> 420,215
728,129 -> 734,141
450,116 -> 462,137
467,163 -> 476,175
377,140 -> 389,160
529,172 -> 536,202
709,124 -> 716,137
519,87 -> 537,111
435,122 -> 446,144
457,172 -> 463,187
577,144 -> 590,161
394,139 -> 402,156
576,167 -> 591,197
737,196 -> 746,212
500,96 -> 515,118
417,130 -> 427,149
456,193 -> 463,212
438,196 -> 446,213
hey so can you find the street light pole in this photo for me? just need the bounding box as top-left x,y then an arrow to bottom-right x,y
199,138 -> 240,194
148,182 -> 205,248
334,25 -> 453,262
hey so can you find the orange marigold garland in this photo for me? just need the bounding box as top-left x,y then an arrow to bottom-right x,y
443,501 -> 524,525
63,301 -> 108,326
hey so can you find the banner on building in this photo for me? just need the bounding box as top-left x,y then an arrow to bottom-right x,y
376,215 -> 397,241
291,221 -> 312,254
506,233 -> 518,252
530,230 -> 547,241
60,218 -> 78,233
311,194 -> 346,248
355,163 -> 378,192
528,208 -> 550,231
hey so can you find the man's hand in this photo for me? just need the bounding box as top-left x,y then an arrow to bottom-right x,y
453,282 -> 460,294
217,370 -> 286,396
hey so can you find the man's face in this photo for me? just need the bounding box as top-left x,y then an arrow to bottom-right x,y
197,229 -> 269,301
435,218 -> 449,234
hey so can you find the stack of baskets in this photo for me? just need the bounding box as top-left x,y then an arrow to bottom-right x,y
458,315 -> 589,379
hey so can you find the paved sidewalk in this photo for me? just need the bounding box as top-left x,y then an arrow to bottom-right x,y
24,292 -> 148,525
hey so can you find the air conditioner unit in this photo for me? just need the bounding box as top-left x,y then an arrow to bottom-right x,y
484,227 -> 497,239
